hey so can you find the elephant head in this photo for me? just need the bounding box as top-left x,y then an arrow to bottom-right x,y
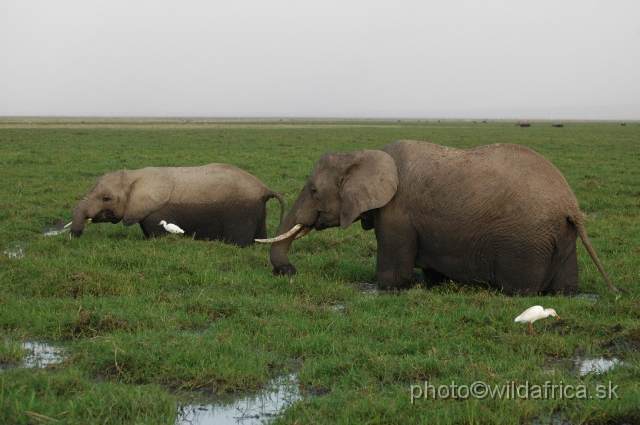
259,150 -> 399,275
70,167 -> 172,237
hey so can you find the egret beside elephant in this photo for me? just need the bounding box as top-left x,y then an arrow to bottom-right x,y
70,163 -> 284,246
258,140 -> 621,295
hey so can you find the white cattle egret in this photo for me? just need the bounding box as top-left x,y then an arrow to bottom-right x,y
515,306 -> 561,335
159,220 -> 185,234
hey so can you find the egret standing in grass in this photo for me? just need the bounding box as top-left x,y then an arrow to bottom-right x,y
159,220 -> 185,235
515,306 -> 561,335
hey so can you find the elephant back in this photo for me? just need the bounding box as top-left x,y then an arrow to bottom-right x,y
168,163 -> 270,203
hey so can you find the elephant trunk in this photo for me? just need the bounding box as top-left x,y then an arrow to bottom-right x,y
260,185 -> 320,276
70,199 -> 94,237
269,214 -> 303,276
268,189 -> 321,275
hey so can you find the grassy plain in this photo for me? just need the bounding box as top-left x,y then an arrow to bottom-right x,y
0,118 -> 639,424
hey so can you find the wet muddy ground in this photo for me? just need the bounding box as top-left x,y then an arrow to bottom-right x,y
175,374 -> 302,425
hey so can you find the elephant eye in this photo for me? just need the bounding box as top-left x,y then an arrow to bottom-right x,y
310,187 -> 317,195
103,196 -> 111,202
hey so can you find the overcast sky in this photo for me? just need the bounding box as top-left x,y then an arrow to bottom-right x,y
1,1 -> 639,119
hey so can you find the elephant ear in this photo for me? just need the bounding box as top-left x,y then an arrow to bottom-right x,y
122,168 -> 173,226
339,150 -> 399,229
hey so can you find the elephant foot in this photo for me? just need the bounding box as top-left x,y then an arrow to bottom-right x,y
376,279 -> 414,291
70,230 -> 83,238
272,264 -> 298,276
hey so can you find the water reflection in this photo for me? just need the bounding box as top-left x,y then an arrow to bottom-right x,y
353,282 -> 378,295
544,356 -> 622,377
331,304 -> 346,315
22,341 -> 66,368
1,341 -> 66,369
176,374 -> 301,425
3,245 -> 25,259
571,293 -> 600,301
529,413 -> 573,425
43,227 -> 69,236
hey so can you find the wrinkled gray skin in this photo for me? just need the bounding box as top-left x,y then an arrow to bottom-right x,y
269,140 -> 620,295
71,163 -> 284,246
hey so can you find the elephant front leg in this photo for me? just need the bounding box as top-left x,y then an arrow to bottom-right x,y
139,214 -> 170,238
374,225 -> 417,290
139,223 -> 150,238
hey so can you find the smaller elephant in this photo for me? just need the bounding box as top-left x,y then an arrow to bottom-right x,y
515,121 -> 532,127
69,163 -> 284,246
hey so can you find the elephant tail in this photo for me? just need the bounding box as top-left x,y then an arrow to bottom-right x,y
266,190 -> 286,226
569,215 -> 624,293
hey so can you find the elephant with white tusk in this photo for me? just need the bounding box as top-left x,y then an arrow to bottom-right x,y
70,163 -> 284,246
257,140 -> 622,295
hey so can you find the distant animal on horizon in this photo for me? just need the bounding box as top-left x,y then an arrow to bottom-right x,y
621,122 -> 626,126
515,121 -> 531,127
159,220 -> 185,235
258,140 -> 623,295
552,123 -> 564,128
69,164 -> 285,246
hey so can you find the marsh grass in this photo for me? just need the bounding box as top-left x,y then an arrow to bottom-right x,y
0,120 -> 639,424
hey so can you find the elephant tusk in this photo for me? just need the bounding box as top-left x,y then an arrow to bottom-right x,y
255,223 -> 304,243
64,218 -> 92,229
294,227 -> 312,240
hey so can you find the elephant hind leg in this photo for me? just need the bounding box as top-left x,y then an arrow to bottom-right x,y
543,243 -> 578,295
422,268 -> 448,287
253,213 -> 268,240
223,226 -> 255,246
223,213 -> 264,247
492,243 -> 551,295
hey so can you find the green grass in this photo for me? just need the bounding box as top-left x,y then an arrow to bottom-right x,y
0,119 -> 639,424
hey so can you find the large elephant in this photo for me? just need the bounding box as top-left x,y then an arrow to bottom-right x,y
258,140 -> 621,295
70,163 -> 284,246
